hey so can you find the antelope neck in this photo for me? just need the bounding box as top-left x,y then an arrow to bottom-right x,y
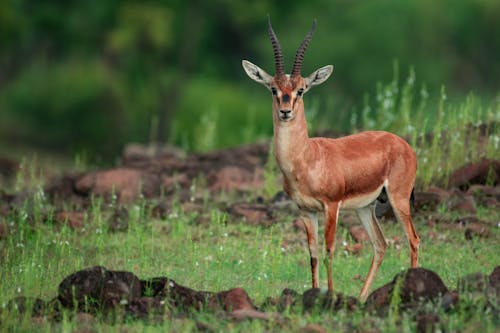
273,107 -> 310,173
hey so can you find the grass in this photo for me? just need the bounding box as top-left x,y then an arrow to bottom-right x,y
1,182 -> 499,331
1,73 -> 499,331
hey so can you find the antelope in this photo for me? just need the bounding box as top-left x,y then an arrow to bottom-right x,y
242,17 -> 419,301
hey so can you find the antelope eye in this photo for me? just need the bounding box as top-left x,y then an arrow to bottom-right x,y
297,88 -> 304,96
271,87 -> 277,95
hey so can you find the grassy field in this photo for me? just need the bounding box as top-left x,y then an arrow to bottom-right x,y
0,78 -> 499,332
0,187 -> 498,332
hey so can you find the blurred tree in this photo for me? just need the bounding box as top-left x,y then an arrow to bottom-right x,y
0,0 -> 498,158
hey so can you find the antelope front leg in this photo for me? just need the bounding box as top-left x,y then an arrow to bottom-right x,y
324,202 -> 340,291
301,212 -> 319,288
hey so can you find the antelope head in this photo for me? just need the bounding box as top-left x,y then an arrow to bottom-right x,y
242,16 -> 333,122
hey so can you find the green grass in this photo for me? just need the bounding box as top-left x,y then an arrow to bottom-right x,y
1,187 -> 499,331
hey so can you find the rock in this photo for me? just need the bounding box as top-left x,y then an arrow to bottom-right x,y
141,277 -> 256,315
101,270 -> 143,309
490,266 -> 500,287
141,277 -> 171,297
441,291 -> 459,311
467,184 -> 500,197
449,190 -> 477,214
366,268 -> 448,312
302,288 -> 359,313
448,158 -> 500,189
58,266 -> 110,311
230,203 -> 274,226
414,188 -> 449,211
142,277 -> 210,312
44,173 -> 88,207
207,166 -> 263,192
54,211 -> 85,229
349,225 -> 370,243
58,266 -> 142,313
210,288 -> 256,312
74,168 -> 159,203
122,297 -> 167,322
486,266 -> 500,310
464,223 -> 490,240
277,288 -> 300,312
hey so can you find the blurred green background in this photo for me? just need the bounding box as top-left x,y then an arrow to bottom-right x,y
1,0 -> 499,161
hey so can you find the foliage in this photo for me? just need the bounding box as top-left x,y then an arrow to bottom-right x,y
0,0 -> 499,159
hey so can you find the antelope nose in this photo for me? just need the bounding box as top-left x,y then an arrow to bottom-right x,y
280,110 -> 291,117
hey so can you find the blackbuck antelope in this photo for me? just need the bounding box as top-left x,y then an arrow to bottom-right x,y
242,17 -> 419,301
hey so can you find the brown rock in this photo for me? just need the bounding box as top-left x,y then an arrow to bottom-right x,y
75,168 -> 159,203
145,277 -> 211,311
487,266 -> 500,310
55,211 -> 85,229
302,288 -> 359,313
414,188 -> 449,210
122,297 -> 167,321
464,223 -> 490,240
58,266 -> 142,313
207,166 -> 263,192
278,288 -> 300,312
101,270 -> 143,309
441,290 -> 459,311
366,268 -> 448,312
211,288 -> 256,312
349,225 -> 370,242
448,158 -> 500,189
230,203 -> 274,226
449,190 -> 477,214
490,266 -> 500,287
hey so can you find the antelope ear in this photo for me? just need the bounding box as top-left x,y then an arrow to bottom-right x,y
304,65 -> 333,91
242,60 -> 274,88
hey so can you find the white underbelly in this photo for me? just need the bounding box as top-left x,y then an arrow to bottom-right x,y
340,181 -> 386,210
